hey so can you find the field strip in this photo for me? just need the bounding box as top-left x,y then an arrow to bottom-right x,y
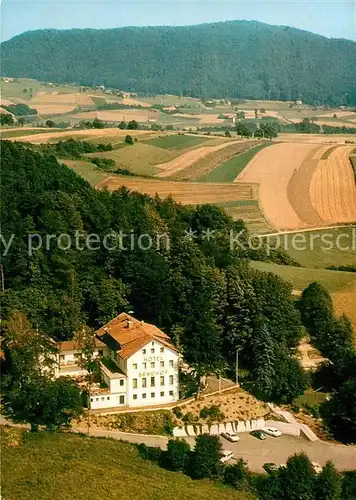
235,142 -> 320,231
286,145 -> 329,226
256,224 -> 356,237
13,128 -> 154,144
95,176 -> 255,204
310,146 -> 356,224
169,140 -> 261,181
154,140 -> 245,178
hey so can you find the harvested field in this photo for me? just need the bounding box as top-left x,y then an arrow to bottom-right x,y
278,133 -> 356,144
70,109 -> 159,122
317,120 -> 356,129
286,145 -> 328,227
318,111 -> 356,119
30,92 -> 94,114
236,142 -> 320,230
171,113 -> 225,124
155,140 -> 250,179
14,128 -> 154,144
310,146 -> 356,224
96,176 -> 256,205
122,97 -> 151,107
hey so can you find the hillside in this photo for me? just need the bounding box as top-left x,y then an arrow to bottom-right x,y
2,21 -> 356,105
1,427 -> 253,500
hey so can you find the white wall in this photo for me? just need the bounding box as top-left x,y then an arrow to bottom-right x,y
126,340 -> 179,407
90,391 -> 126,410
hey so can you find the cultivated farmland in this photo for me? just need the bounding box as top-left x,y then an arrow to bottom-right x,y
96,177 -> 256,205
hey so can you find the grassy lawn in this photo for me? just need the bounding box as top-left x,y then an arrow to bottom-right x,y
250,261 -> 356,293
144,134 -> 209,150
59,159 -> 108,186
85,143 -> 176,176
295,390 -> 329,408
264,227 -> 356,269
199,143 -> 271,182
1,427 -> 251,500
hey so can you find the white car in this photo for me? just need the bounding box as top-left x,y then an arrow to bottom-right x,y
264,427 -> 282,437
221,431 -> 240,443
220,450 -> 234,463
311,462 -> 323,474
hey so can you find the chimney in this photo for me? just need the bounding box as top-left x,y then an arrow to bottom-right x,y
126,320 -> 133,329
141,320 -> 144,326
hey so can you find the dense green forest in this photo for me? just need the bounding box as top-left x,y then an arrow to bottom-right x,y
2,21 -> 356,105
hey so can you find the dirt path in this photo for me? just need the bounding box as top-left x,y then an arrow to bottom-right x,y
310,146 -> 356,224
154,140 -> 243,178
235,142 -> 320,231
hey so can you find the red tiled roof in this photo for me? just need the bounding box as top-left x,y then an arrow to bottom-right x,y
58,338 -> 106,352
97,313 -> 178,360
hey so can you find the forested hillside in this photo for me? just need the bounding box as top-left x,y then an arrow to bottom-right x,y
2,21 -> 356,105
1,140 -> 309,404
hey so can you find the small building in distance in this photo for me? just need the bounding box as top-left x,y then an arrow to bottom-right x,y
55,313 -> 180,410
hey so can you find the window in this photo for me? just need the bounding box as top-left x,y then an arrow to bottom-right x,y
142,349 -> 146,354
169,375 -> 174,385
151,392 -> 155,398
133,379 -> 138,389
107,397 -> 110,400
90,398 -> 94,402
169,360 -> 174,367
160,376 -> 165,386
169,390 -> 173,396
150,376 -> 155,387
98,350 -> 103,356
160,391 -> 164,397
101,397 -> 105,401
119,395 -> 125,405
160,361 -> 164,368
133,394 -> 137,400
151,342 -> 154,346
142,393 -> 147,399
133,363 -> 138,370
120,379 -> 124,387
142,378 -> 147,388
143,362 -> 147,369
160,347 -> 164,353
95,397 -> 99,402
59,354 -> 65,361
150,362 -> 155,369
151,348 -> 155,354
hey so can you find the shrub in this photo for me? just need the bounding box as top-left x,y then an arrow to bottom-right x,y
199,405 -> 225,422
172,406 -> 183,419
125,135 -> 134,145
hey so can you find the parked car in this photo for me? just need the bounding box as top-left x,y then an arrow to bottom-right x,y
264,427 -> 282,437
221,431 -> 240,442
250,430 -> 266,440
311,462 -> 323,474
220,450 -> 234,463
263,462 -> 279,473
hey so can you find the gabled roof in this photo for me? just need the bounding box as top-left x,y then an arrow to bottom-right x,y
58,338 -> 106,352
96,313 -> 178,360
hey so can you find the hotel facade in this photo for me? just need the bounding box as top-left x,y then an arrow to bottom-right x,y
55,313 -> 180,410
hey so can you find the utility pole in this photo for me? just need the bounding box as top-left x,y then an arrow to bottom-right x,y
0,265 -> 4,293
235,349 -> 239,386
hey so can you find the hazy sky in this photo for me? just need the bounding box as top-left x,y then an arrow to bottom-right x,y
1,0 -> 355,42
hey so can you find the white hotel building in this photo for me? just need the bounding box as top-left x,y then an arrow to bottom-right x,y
55,313 -> 180,410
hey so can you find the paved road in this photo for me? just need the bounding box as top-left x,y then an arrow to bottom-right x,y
2,416 -> 355,473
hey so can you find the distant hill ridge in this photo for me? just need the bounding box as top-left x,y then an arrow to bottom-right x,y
2,20 -> 356,105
